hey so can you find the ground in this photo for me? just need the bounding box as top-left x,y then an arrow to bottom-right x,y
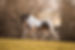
0,38 -> 75,50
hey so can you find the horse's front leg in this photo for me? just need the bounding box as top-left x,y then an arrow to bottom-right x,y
48,21 -> 60,40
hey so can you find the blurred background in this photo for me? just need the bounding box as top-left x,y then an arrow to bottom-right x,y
0,0 -> 75,50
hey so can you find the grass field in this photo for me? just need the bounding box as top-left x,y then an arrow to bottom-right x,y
0,38 -> 75,50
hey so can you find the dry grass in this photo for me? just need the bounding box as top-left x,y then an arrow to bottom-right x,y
0,38 -> 75,50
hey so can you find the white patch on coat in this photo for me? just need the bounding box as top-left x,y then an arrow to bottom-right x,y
27,15 -> 42,27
